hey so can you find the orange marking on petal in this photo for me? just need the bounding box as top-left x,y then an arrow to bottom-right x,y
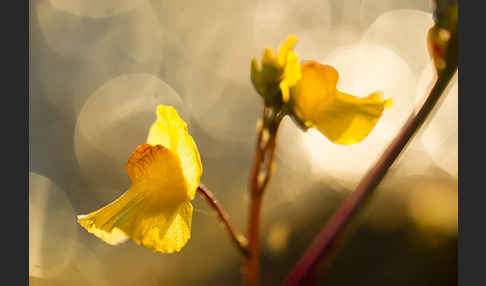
126,144 -> 166,184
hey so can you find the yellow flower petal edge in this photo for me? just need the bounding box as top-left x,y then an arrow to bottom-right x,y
147,105 -> 202,200
280,50 -> 302,102
78,106 -> 202,253
251,35 -> 302,103
290,61 -> 392,145
277,35 -> 297,66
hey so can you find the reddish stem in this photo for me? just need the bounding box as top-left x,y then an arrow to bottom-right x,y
245,106 -> 281,286
197,185 -> 248,256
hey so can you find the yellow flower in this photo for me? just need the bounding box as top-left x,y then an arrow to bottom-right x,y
77,105 -> 202,253
251,35 -> 302,104
290,61 -> 392,145
251,35 -> 390,144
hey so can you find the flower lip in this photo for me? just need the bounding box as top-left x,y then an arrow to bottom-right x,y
289,60 -> 391,145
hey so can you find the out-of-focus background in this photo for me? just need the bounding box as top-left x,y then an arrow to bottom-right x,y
29,0 -> 457,285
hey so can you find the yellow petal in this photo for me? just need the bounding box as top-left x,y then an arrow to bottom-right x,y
77,186 -> 147,246
312,91 -> 390,145
280,51 -> 302,102
124,200 -> 193,253
78,186 -> 193,253
283,51 -> 302,86
291,61 -> 390,145
146,105 -> 202,200
279,81 -> 290,103
291,62 -> 339,123
277,35 -> 297,66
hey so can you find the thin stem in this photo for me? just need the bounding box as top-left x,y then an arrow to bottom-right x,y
283,68 -> 457,286
259,134 -> 278,193
245,106 -> 282,286
245,192 -> 263,286
197,184 -> 249,257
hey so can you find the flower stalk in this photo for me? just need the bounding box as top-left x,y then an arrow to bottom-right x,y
245,106 -> 284,286
197,184 -> 249,256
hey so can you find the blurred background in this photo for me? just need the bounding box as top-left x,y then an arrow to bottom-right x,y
29,0 -> 457,285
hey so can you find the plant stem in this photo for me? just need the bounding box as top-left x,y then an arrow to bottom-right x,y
197,185 -> 249,256
283,67 -> 457,286
245,106 -> 282,286
246,192 -> 263,286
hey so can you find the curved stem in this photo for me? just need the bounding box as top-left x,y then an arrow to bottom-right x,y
197,184 -> 249,257
282,68 -> 457,286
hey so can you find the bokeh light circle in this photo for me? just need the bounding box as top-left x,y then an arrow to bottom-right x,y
36,0 -> 164,65
359,0 -> 432,29
361,9 -> 434,75
69,242 -> 111,286
407,178 -> 458,235
49,0 -> 146,18
29,172 -> 77,278
254,0 -> 333,59
189,80 -> 260,145
417,64 -> 458,177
